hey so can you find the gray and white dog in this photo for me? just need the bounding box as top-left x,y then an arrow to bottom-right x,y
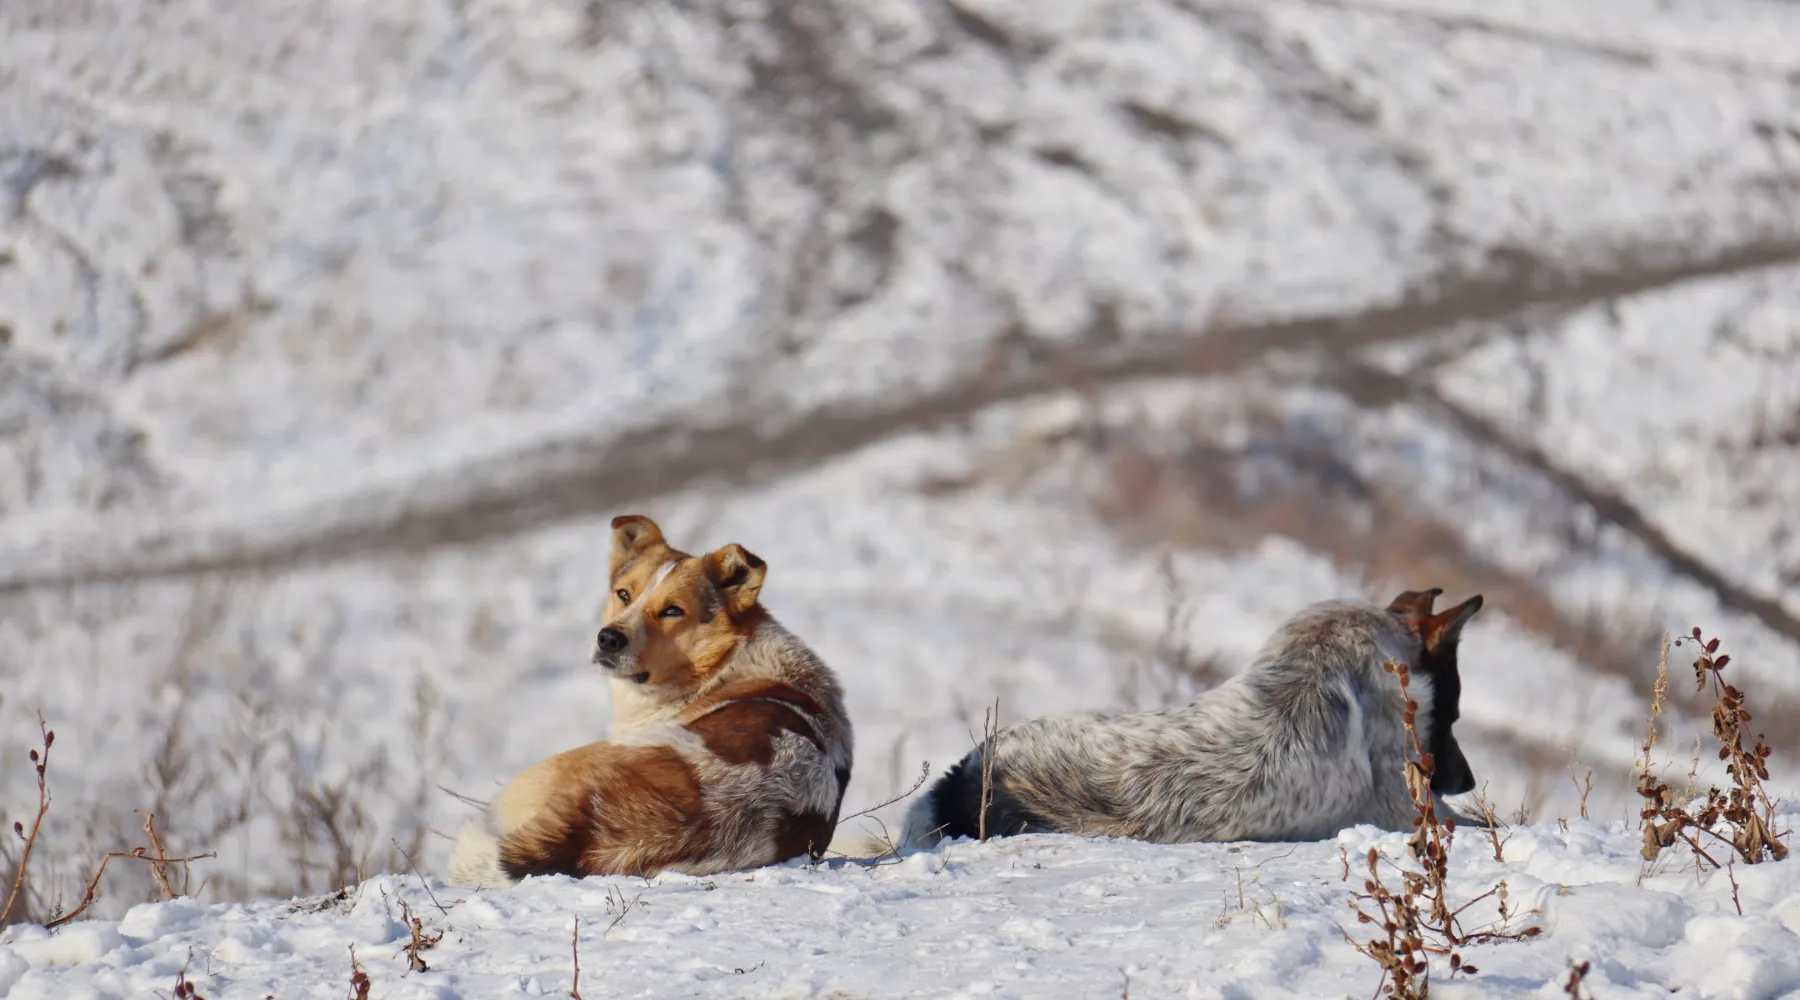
900,589 -> 1481,848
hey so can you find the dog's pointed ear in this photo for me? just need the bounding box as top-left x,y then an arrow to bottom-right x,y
703,543 -> 766,614
1421,594 -> 1482,652
1386,588 -> 1443,621
610,515 -> 667,573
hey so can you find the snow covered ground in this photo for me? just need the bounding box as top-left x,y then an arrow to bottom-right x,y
8,815 -> 1800,999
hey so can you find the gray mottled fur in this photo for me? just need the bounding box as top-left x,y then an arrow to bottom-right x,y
902,600 -> 1455,848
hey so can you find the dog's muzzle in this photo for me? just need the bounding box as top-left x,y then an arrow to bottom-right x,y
592,627 -> 651,683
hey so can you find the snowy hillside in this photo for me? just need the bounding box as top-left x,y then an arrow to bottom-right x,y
9,817 -> 1800,999
5,0 -> 1800,956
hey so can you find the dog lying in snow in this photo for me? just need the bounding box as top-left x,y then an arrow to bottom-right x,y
900,588 -> 1481,849
448,515 -> 853,886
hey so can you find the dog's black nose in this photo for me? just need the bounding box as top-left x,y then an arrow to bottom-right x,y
595,627 -> 628,654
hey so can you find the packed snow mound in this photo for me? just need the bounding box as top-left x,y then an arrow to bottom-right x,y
8,0 -> 1800,940
7,817 -> 1800,999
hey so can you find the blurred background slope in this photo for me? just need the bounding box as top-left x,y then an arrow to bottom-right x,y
3,0 -> 1800,915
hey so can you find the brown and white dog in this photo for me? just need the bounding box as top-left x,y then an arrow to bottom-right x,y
446,515 -> 853,886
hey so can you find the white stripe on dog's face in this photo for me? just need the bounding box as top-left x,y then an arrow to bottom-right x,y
598,557 -> 684,679
614,559 -> 679,617
614,559 -> 681,634
643,560 -> 678,603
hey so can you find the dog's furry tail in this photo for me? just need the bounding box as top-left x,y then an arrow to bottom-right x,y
899,746 -> 988,852
446,820 -> 517,889
898,784 -> 949,853
904,740 -> 1064,850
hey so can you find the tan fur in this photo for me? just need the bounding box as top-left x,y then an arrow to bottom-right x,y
446,515 -> 853,887
1385,588 -> 1441,622
1385,587 -> 1480,654
492,741 -> 708,879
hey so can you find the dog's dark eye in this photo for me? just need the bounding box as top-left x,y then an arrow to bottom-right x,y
615,588 -> 630,603
659,605 -> 685,619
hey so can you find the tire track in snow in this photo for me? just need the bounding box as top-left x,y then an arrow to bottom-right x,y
3,233 -> 1800,593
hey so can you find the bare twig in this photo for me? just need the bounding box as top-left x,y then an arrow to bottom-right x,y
1472,784 -> 1513,862
835,762 -> 932,832
602,885 -> 645,938
1570,765 -> 1593,821
1640,633 -> 1672,775
392,838 -> 453,916
1563,960 -> 1593,999
570,916 -> 584,1000
399,899 -> 443,974
347,944 -> 371,1000
1215,867 -> 1288,931
1683,736 -> 1705,804
978,699 -> 1000,842
45,831 -> 215,930
1,714 -> 53,928
438,785 -> 490,811
135,811 -> 199,900
172,948 -> 206,1000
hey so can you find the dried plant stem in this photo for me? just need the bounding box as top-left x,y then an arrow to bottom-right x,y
347,944 -> 371,1000
392,838 -> 452,915
1639,632 -> 1671,775
437,785 -> 490,811
1345,663 -> 1540,999
135,811 -> 194,900
171,948 -> 206,1000
399,899 -> 443,973
978,699 -> 1000,842
1472,784 -> 1512,862
1,715 -> 53,928
569,916 -> 585,1000
46,821 -> 215,929
1563,960 -> 1593,999
835,762 -> 932,832
602,885 -> 644,938
1571,765 -> 1593,821
1637,628 -> 1788,870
